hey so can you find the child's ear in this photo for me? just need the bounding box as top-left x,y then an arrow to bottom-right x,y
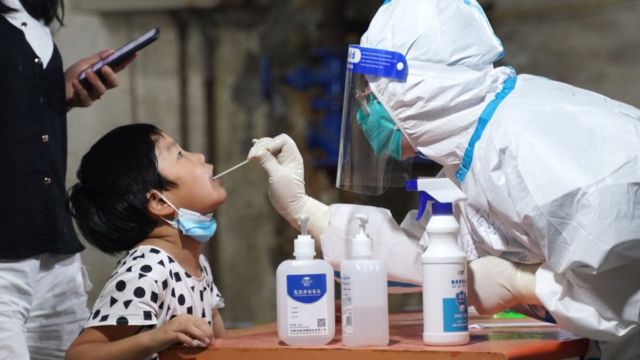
147,191 -> 174,217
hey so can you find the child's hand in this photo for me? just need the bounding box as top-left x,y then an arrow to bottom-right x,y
148,314 -> 214,353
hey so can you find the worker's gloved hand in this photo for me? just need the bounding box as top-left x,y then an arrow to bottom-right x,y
467,255 -> 541,315
248,134 -> 329,239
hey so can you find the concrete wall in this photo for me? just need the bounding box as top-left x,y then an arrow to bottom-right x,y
54,0 -> 640,329
490,0 -> 640,107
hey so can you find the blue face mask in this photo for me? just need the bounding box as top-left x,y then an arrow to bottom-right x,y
355,93 -> 403,160
154,191 -> 217,243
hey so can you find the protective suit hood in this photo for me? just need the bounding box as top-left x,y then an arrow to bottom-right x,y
361,0 -> 514,166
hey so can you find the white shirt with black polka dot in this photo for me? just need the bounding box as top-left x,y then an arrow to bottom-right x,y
86,246 -> 223,359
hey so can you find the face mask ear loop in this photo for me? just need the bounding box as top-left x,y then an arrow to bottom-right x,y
356,88 -> 372,116
151,190 -> 180,226
359,97 -> 370,116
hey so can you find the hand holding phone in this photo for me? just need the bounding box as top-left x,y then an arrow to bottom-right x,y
79,28 -> 160,87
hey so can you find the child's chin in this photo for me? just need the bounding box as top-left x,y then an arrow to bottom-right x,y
211,191 -> 228,208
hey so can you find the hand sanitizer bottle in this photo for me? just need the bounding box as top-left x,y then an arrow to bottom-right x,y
276,214 -> 335,345
406,178 -> 469,346
340,214 -> 389,347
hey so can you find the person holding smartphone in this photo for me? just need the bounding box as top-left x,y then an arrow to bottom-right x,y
0,0 -> 135,358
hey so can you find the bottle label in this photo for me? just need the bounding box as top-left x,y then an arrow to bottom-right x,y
286,274 -> 328,336
423,262 -> 468,335
442,292 -> 468,332
341,275 -> 353,335
442,266 -> 468,332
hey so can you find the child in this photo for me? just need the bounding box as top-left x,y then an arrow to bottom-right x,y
65,123 -> 226,360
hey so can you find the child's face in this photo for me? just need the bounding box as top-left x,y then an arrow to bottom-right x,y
155,133 -> 227,213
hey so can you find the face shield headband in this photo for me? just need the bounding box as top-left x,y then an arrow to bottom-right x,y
336,45 -> 412,196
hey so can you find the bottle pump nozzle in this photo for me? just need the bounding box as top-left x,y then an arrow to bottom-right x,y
352,214 -> 372,257
294,214 -> 314,258
405,178 -> 467,221
355,214 -> 368,231
299,214 -> 310,236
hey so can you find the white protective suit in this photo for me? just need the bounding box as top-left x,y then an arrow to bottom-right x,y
320,0 -> 640,358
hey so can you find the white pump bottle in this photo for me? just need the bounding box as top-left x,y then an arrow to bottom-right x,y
340,214 -> 389,347
276,214 -> 335,345
406,178 -> 469,346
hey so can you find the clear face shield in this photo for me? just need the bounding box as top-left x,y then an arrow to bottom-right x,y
336,45 -> 412,196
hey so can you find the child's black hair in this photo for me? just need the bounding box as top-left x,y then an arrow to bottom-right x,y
67,123 -> 175,255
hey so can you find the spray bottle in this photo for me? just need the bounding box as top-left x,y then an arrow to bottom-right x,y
406,178 -> 469,346
340,214 -> 389,347
276,214 -> 335,345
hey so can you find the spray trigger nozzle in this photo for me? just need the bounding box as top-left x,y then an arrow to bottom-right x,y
298,215 -> 310,236
406,178 -> 467,221
417,192 -> 432,221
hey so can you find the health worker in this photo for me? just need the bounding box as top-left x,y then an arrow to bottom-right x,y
248,1 -> 640,358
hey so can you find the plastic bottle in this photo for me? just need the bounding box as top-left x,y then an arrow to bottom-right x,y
406,178 -> 469,346
340,214 -> 389,347
276,214 -> 335,345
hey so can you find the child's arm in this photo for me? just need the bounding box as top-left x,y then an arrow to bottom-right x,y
212,308 -> 226,338
65,314 -> 213,360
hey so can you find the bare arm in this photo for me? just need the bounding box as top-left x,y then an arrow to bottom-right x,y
65,315 -> 213,360
212,309 -> 226,338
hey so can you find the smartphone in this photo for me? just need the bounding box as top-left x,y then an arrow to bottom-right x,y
79,27 -> 160,87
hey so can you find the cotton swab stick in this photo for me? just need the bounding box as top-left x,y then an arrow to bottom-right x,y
212,159 -> 249,179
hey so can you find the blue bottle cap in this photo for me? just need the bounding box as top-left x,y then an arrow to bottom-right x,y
432,202 -> 453,215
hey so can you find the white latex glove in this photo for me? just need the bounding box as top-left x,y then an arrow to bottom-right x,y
467,255 -> 541,315
247,134 -> 329,240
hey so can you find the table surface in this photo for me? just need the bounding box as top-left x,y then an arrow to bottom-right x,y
160,312 -> 589,360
